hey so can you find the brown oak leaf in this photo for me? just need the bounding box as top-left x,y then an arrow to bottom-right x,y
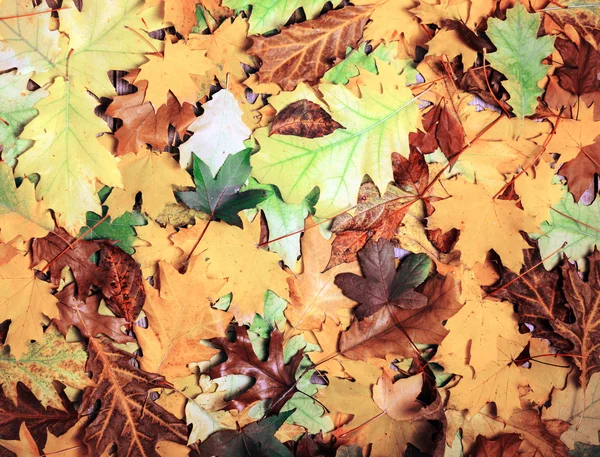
208,326 -> 304,413
81,337 -> 188,457
54,283 -> 133,344
334,239 -> 432,319
98,243 -> 146,327
269,99 -> 344,138
32,229 -> 105,300
249,6 -> 372,90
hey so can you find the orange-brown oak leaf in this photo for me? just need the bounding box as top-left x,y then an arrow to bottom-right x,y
249,6 -> 373,91
81,337 -> 188,457
208,326 -> 304,413
269,99 -> 344,138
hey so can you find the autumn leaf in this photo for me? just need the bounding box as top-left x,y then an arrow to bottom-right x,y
81,337 -> 188,457
269,99 -> 344,138
471,434 -> 522,457
543,0 -> 600,50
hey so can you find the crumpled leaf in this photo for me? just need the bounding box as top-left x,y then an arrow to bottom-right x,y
270,99 -> 344,138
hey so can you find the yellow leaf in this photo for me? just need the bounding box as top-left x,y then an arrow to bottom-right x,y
0,423 -> 40,457
105,148 -> 193,219
44,419 -> 88,457
428,180 -> 537,272
15,78 -> 122,234
172,217 -> 289,324
514,161 -> 564,225
133,220 -> 185,277
135,257 -> 232,380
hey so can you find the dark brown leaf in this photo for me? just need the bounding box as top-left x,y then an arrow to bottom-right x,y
54,283 -> 133,344
392,150 -> 429,196
334,239 -> 432,319
81,337 -> 188,457
208,326 -> 304,413
99,243 -> 146,326
560,140 -> 600,202
554,35 -> 600,106
410,101 -> 465,159
249,6 -> 372,90
270,99 -> 344,138
32,229 -> 105,300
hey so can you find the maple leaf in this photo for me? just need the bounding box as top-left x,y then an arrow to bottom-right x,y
32,229 -> 105,300
82,337 -> 188,457
179,88 -> 252,172
209,326 -> 304,413
197,410 -> 294,457
484,239 -> 572,348
0,72 -> 48,166
372,373 -> 424,421
0,162 -> 53,244
15,77 -> 122,234
513,161 -> 563,225
78,210 -> 146,255
249,6 -> 372,91
428,179 -> 537,273
0,0 -> 61,75
177,148 -> 270,227
0,423 -> 41,457
0,383 -> 77,456
334,239 -> 432,319
285,217 -> 360,331
54,283 -> 133,343
560,140 -> 600,202
0,248 -> 57,358
135,257 -> 232,380
471,434 -> 522,457
161,0 -> 203,36
106,78 -> 196,155
106,148 -> 194,219
136,39 -> 211,107
133,220 -> 185,277
323,43 -> 377,85
269,99 -> 344,138
339,271 -> 462,360
252,72 -> 419,218
553,249 -> 600,387
0,326 -> 90,409
486,3 -> 555,118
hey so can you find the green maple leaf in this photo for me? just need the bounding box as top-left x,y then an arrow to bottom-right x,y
224,0 -> 342,34
251,78 -> 419,218
532,192 -> 600,271
79,210 -> 147,254
198,410 -> 294,457
176,148 -> 271,227
486,2 -> 555,118
323,44 -> 378,85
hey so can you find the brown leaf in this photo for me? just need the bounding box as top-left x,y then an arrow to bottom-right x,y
270,99 -> 344,138
334,239 -> 432,319
554,249 -> 600,387
54,283 -> 133,344
98,243 -> 146,326
554,36 -> 600,106
249,6 -> 372,90
392,150 -> 429,196
0,383 -> 77,457
409,101 -> 465,159
81,337 -> 188,457
544,7 -> 600,51
560,141 -> 600,201
339,273 -> 462,360
32,229 -> 105,300
483,239 -> 571,349
425,228 -> 459,254
472,434 -> 522,457
106,79 -> 196,155
208,326 -> 304,413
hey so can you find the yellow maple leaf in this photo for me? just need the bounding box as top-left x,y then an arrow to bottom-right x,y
15,78 -> 122,234
428,180 -> 537,272
0,248 -> 57,359
514,161 -> 564,225
544,104 -> 598,165
105,148 -> 193,220
172,217 -> 289,324
137,39 -> 212,107
133,220 -> 185,276
135,257 -> 232,380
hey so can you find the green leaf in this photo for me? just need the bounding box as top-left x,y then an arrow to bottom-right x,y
252,79 -> 419,218
224,0 -> 342,34
323,44 -> 377,85
249,290 -> 288,339
533,192 -> 600,270
246,178 -> 315,270
0,72 -> 48,166
486,2 -> 555,118
197,410 -> 294,457
177,149 -> 271,227
390,253 -> 433,299
79,210 -> 147,254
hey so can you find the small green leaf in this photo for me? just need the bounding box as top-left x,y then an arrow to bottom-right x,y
79,210 -> 147,254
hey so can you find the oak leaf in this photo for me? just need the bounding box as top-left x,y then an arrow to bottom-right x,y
270,99 -> 344,138
81,337 -> 188,457
249,6 -> 372,91
285,218 -> 361,331
334,239 -> 432,319
0,326 -> 90,409
135,258 -> 232,380
106,148 -> 194,219
209,326 -> 304,413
